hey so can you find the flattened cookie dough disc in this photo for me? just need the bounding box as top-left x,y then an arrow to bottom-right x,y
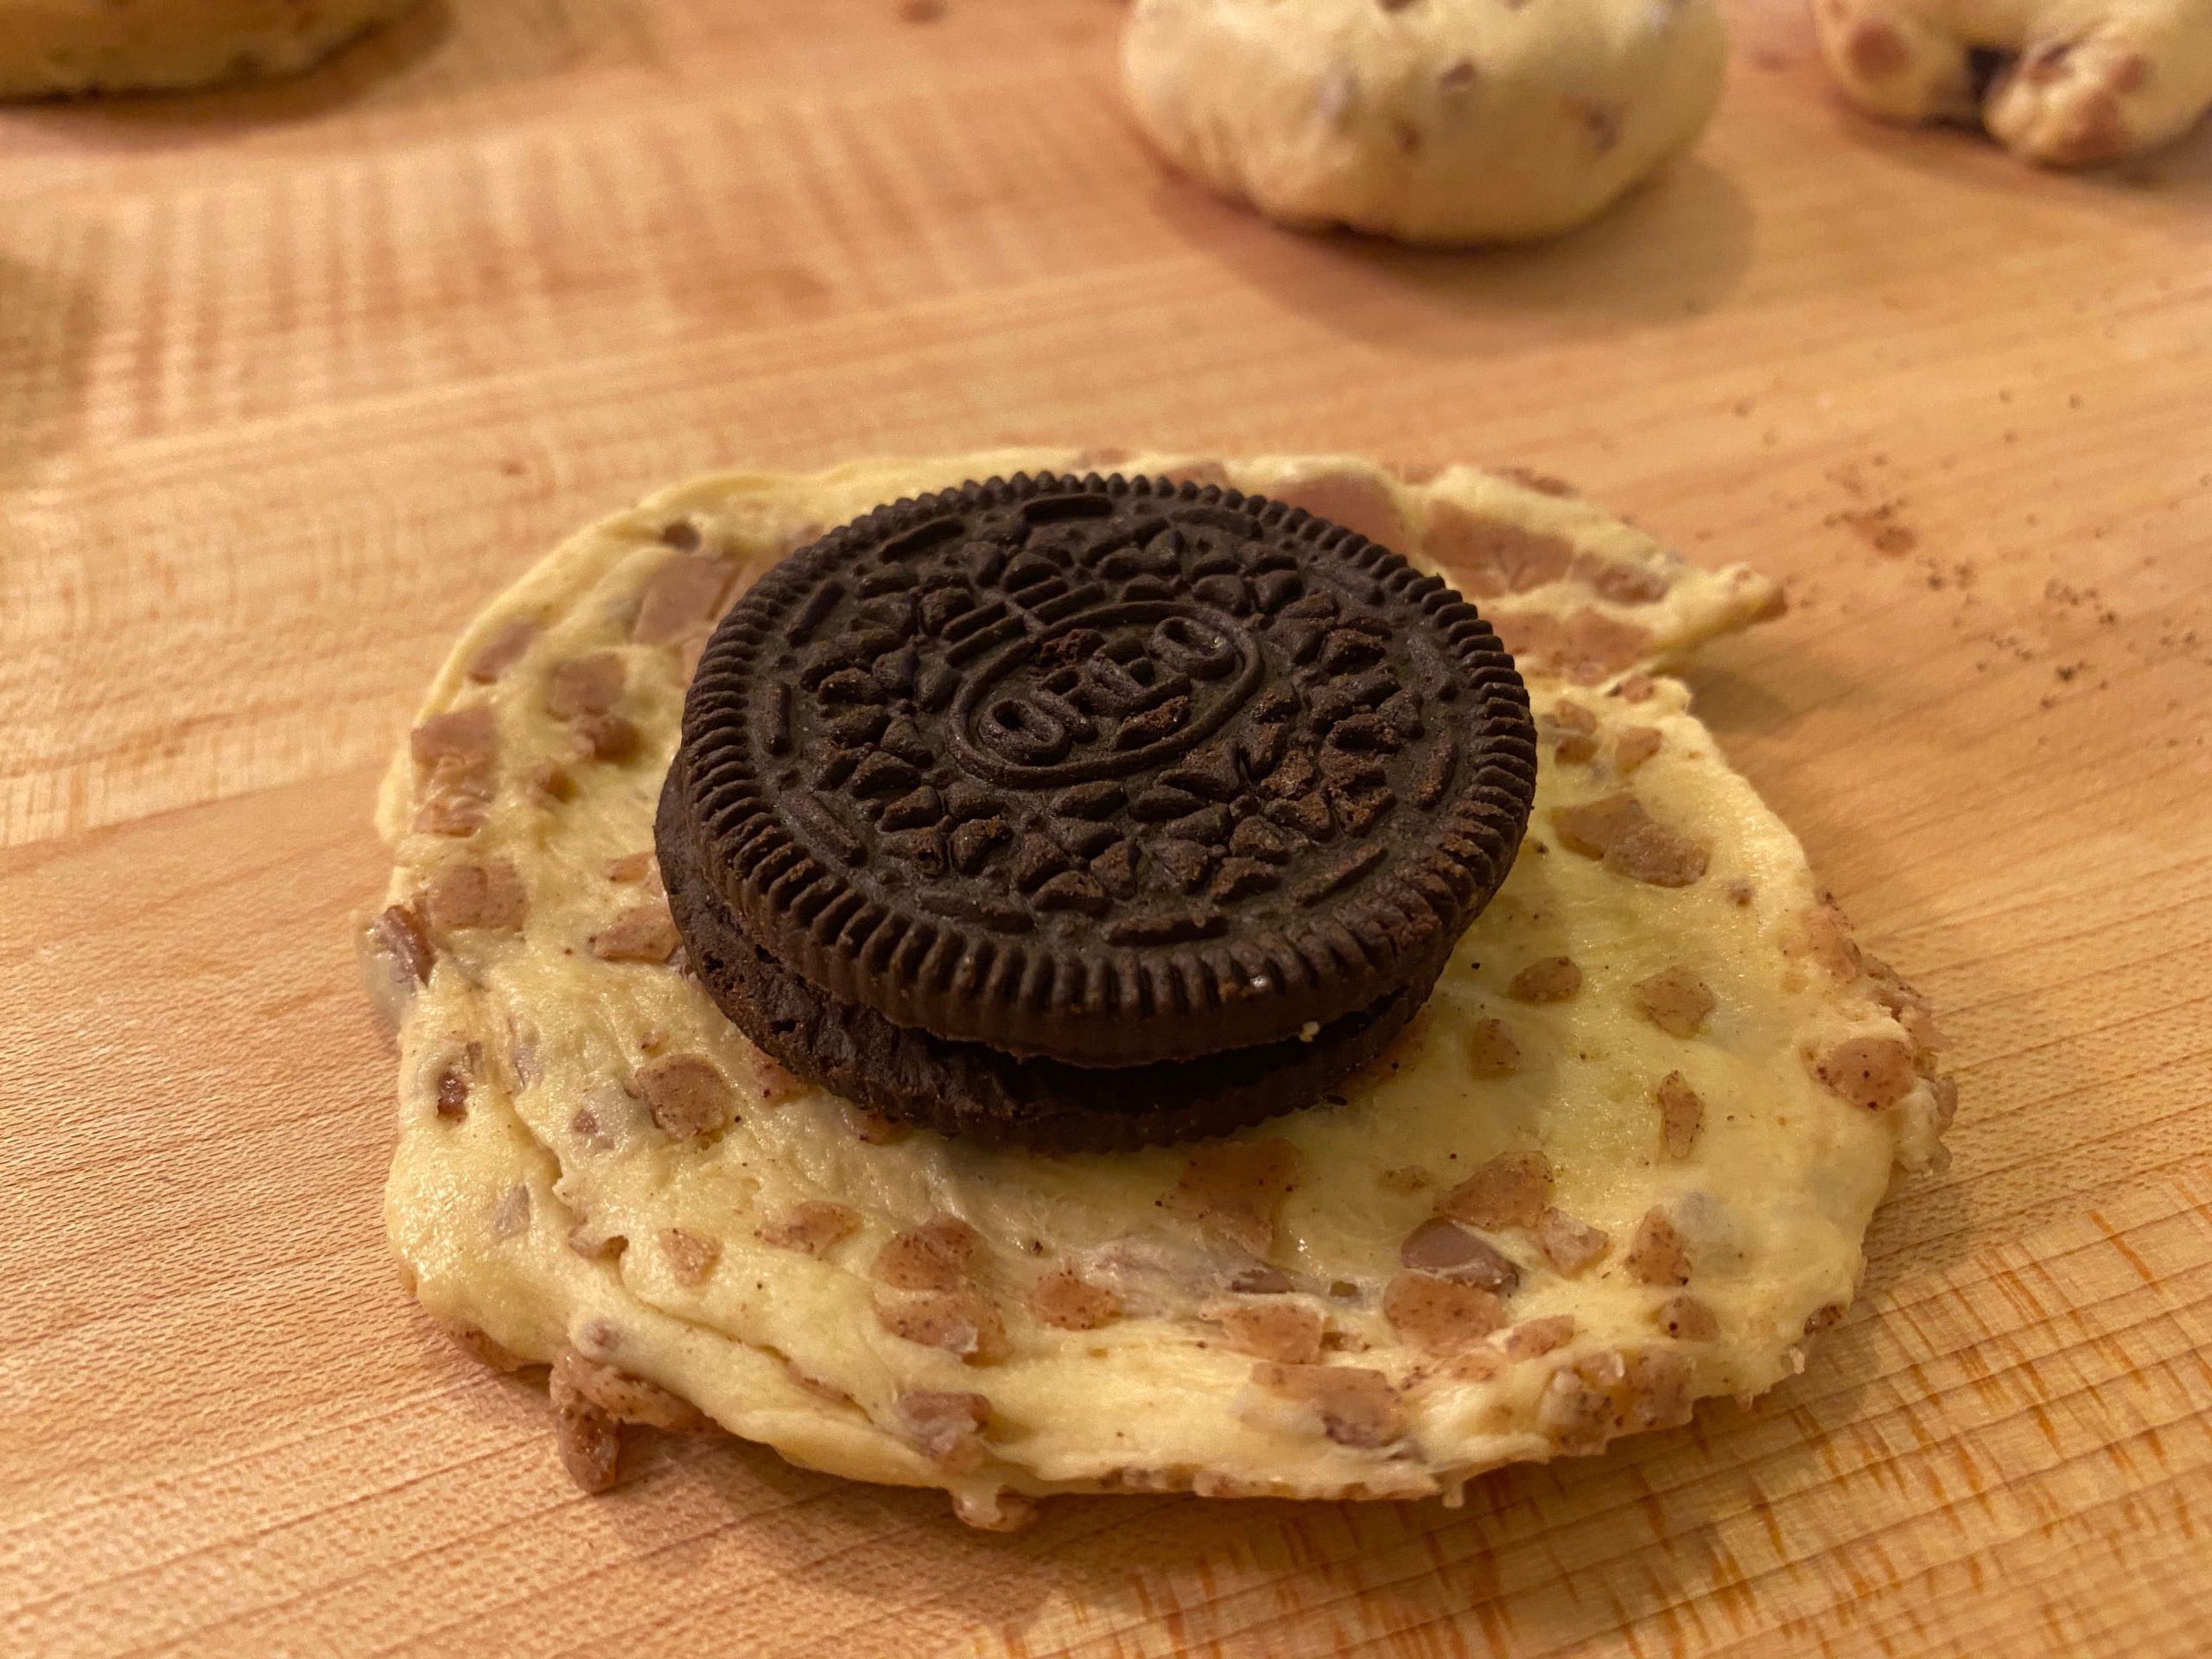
374,450 -> 1947,1524
1120,0 -> 1729,244
0,0 -> 422,98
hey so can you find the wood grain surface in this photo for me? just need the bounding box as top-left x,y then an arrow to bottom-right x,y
3,1 -> 2209,1654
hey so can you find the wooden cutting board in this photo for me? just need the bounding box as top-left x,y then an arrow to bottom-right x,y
3,1 -> 2208,1653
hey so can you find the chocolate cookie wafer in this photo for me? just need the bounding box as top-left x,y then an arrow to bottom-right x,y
657,472 -> 1537,1147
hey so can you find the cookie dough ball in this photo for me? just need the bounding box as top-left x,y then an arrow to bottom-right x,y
1119,0 -> 1729,245
1812,0 -> 2212,165
0,0 -> 422,98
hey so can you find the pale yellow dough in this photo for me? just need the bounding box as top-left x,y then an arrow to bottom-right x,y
0,0 -> 419,98
1121,0 -> 1729,243
374,451 -> 1948,1523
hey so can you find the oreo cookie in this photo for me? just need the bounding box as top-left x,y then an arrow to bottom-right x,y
660,473 -> 1535,1146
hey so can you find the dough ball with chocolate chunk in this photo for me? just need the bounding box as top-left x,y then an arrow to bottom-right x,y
1811,0 -> 2212,167
1119,0 -> 1728,244
0,0 -> 423,98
